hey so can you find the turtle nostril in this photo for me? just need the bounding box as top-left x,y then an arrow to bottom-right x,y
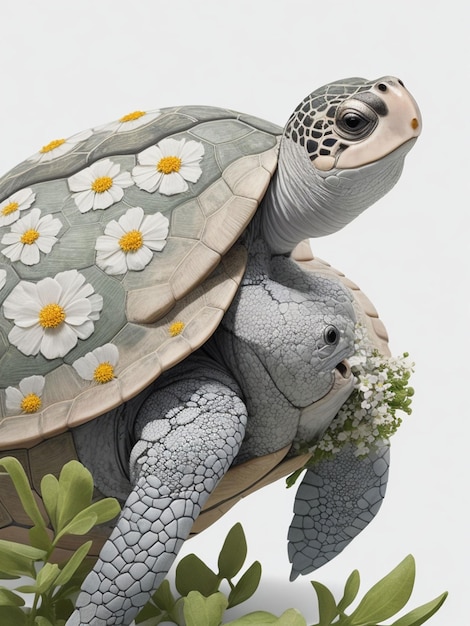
411,117 -> 419,130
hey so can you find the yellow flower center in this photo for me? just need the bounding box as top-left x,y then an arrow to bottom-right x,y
119,230 -> 143,252
93,362 -> 115,384
40,138 -> 66,154
169,321 -> 185,337
91,176 -> 113,194
38,303 -> 66,328
119,110 -> 146,123
20,229 -> 40,245
1,201 -> 19,217
157,156 -> 182,175
21,393 -> 42,413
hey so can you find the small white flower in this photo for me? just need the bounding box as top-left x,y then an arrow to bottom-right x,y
72,343 -> 119,384
95,109 -> 161,133
3,269 -> 103,359
6,375 -> 45,414
0,269 -> 5,290
1,208 -> 62,266
95,206 -> 169,275
0,188 -> 36,227
27,129 -> 93,163
132,137 -> 204,196
68,158 -> 134,213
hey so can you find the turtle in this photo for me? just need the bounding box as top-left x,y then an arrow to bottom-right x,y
0,75 -> 421,626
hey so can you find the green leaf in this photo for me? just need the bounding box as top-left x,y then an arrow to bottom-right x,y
228,561 -> 262,608
34,617 -> 54,626
218,522 -> 247,579
183,590 -> 227,626
54,540 -> 92,587
56,461 -> 94,531
18,563 -> 60,595
55,511 -> 98,542
175,554 -> 220,597
152,579 -> 176,612
337,570 -> 360,613
29,524 -> 53,552
0,587 -> 25,607
390,591 -> 448,626
349,555 -> 415,625
0,605 -> 28,626
310,581 -> 338,626
40,473 -> 60,531
80,498 -> 121,526
0,539 -> 46,577
134,600 -> 164,624
0,457 -> 47,530
226,609 -> 306,625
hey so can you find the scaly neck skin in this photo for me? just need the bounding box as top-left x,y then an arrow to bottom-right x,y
257,136 -> 411,255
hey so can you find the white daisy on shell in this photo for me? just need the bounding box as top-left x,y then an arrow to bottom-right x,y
27,129 -> 93,163
0,188 -> 36,227
1,208 -> 62,266
132,137 -> 204,196
72,343 -> 119,384
95,109 -> 161,134
68,158 -> 133,213
5,375 -> 45,414
95,206 -> 169,275
0,269 -> 6,290
3,269 -> 103,360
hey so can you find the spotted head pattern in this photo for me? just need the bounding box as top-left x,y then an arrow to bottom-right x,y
284,76 -> 420,172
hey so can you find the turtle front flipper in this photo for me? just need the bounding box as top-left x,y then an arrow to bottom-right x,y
288,442 -> 390,580
66,365 -> 247,626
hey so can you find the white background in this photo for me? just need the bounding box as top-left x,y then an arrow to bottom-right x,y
1,1 -> 468,623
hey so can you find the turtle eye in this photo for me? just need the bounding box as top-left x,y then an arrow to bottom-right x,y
323,325 -> 339,346
336,100 -> 378,141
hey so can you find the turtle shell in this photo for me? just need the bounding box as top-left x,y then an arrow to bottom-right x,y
0,106 -> 281,449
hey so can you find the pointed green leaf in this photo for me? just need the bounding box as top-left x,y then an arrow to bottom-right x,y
55,512 -> 98,542
227,561 -> 262,608
25,562 -> 60,595
56,461 -> 94,531
218,522 -> 247,579
183,591 -> 227,626
0,539 -> 46,576
79,498 -> 121,526
337,569 -> 360,613
0,587 -> 25,607
175,554 -> 220,597
0,605 -> 28,626
311,581 -> 338,625
54,541 -> 92,587
390,591 -> 448,626
349,555 -> 415,625
40,473 -> 60,531
0,457 -> 47,530
134,600 -> 164,624
151,578 -> 176,611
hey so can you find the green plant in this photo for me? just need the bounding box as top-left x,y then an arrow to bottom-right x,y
0,456 -> 120,626
0,458 -> 447,626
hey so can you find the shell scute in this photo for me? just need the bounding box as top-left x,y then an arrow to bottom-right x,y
0,106 -> 279,447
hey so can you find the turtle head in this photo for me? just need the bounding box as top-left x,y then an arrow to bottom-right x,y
261,76 -> 421,253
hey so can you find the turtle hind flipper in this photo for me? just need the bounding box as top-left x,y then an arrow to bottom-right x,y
288,442 -> 390,580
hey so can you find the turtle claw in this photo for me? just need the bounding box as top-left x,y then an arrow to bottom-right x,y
288,442 -> 390,579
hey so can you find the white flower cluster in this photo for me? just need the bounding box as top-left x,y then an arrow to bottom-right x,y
299,324 -> 415,462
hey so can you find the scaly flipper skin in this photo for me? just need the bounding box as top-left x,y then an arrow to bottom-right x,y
68,367 -> 247,626
288,443 -> 390,579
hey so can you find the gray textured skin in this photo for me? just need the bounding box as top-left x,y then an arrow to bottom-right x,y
69,241 -> 358,625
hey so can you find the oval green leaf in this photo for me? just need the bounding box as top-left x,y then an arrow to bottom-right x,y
218,523 -> 247,579
56,461 -> 94,531
54,540 -> 92,587
40,473 -> 59,530
175,554 -> 219,597
337,569 -> 360,613
183,590 -> 227,626
0,605 -> 28,626
0,457 -> 47,530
